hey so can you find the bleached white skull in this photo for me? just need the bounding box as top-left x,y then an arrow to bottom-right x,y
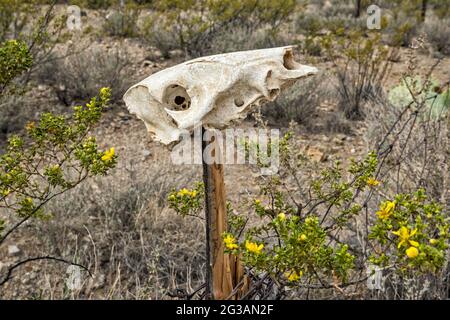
123,46 -> 318,145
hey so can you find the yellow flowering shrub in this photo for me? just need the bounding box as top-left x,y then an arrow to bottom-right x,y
0,39 -> 32,94
101,147 -> 116,162
223,234 -> 238,250
0,88 -> 116,247
168,131 -> 449,298
367,177 -> 380,187
369,189 -> 450,273
376,200 -> 396,220
167,182 -> 204,217
245,240 -> 264,255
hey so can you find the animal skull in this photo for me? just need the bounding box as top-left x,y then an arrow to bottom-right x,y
123,46 -> 318,145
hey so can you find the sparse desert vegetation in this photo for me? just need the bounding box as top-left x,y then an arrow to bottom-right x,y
0,0 -> 449,300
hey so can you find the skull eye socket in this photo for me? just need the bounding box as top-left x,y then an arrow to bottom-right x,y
174,96 -> 185,105
163,84 -> 191,111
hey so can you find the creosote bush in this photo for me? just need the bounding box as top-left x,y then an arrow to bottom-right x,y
369,189 -> 449,273
0,87 -> 117,285
169,127 -> 449,298
0,39 -> 32,94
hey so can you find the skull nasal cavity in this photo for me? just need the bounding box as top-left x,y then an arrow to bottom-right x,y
283,50 -> 296,70
174,96 -> 185,105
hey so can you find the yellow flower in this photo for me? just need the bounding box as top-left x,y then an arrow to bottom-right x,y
367,177 -> 380,187
406,246 -> 419,259
278,212 -> 286,221
285,270 -> 302,282
224,234 -> 238,250
178,188 -> 190,197
2,189 -> 10,196
305,217 -> 314,224
299,234 -> 307,241
168,194 -> 176,201
392,226 -> 419,249
101,147 -> 115,162
191,190 -> 198,197
254,199 -> 261,205
245,240 -> 264,254
429,238 -> 438,245
100,87 -> 110,96
376,201 -> 395,220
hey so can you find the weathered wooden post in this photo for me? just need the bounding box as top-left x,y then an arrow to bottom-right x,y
201,127 -> 250,299
123,46 -> 317,300
202,127 -> 228,299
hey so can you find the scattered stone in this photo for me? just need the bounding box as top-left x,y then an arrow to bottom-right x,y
8,245 -> 21,256
142,149 -> 152,158
142,60 -> 153,68
306,147 -> 328,162
350,148 -> 356,154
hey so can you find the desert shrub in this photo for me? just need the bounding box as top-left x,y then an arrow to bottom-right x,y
2,153 -> 206,299
0,0 -> 35,42
295,14 -> 324,56
384,16 -> 419,48
0,39 -> 32,94
139,17 -> 179,59
363,66 -> 449,297
321,32 -> 393,119
102,4 -> 141,38
0,88 -> 117,286
380,0 -> 431,47
0,3 -> 77,147
322,111 -> 353,135
141,0 -> 298,58
369,190 -> 449,275
421,17 -> 450,56
0,1 -> 71,89
0,39 -> 31,148
366,72 -> 449,201
430,0 -> 450,19
38,46 -> 131,105
0,95 -> 52,152
170,130 -> 450,299
260,73 -> 326,128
